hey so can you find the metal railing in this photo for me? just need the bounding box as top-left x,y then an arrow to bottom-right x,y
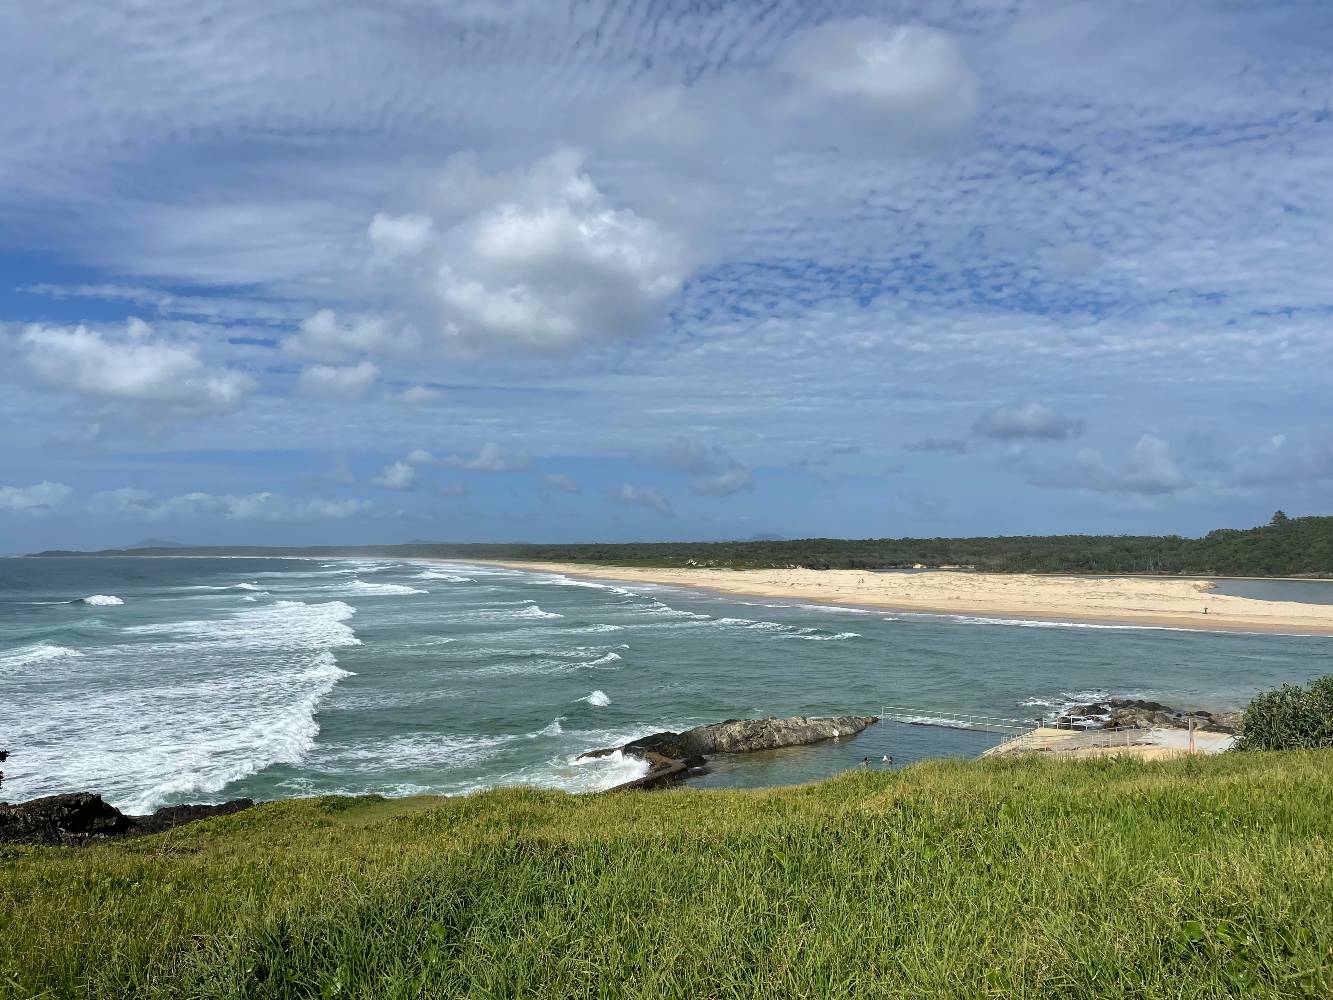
877,705 -> 1039,737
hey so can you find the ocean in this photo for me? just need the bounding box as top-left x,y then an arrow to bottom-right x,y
2,556 -> 1330,812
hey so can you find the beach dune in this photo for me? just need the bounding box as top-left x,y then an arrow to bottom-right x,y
473,563 -> 1333,635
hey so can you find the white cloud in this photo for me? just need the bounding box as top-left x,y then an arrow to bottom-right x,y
87,488 -> 373,520
607,484 -> 674,517
0,481 -> 72,515
542,473 -> 581,494
340,148 -> 691,354
399,385 -> 440,403
283,309 -> 409,361
298,361 -> 380,399
667,437 -> 755,497
1033,434 -> 1190,496
974,401 -> 1084,442
444,442 -> 532,472
405,449 -> 439,465
18,320 -> 253,413
780,20 -> 978,143
370,460 -> 416,490
368,212 -> 433,262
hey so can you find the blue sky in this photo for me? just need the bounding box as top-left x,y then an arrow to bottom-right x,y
3,0 -> 1332,551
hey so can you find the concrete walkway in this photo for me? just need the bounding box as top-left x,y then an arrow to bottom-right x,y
982,726 -> 1234,760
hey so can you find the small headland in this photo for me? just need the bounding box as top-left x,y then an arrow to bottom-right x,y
984,698 -> 1240,760
0,792 -> 254,847
580,715 -> 879,790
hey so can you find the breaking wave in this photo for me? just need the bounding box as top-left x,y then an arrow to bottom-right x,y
0,642 -> 84,673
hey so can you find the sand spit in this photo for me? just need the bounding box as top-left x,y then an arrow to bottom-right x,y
465,562 -> 1333,636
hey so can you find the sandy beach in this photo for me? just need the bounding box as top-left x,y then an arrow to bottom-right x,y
472,562 -> 1333,636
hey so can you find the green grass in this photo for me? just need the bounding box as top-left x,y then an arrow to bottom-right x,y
3,753 -> 1332,999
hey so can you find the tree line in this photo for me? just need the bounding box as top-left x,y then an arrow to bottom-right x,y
36,513 -> 1333,577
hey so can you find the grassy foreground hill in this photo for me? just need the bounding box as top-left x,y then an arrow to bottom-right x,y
36,513 -> 1333,576
3,753 -> 1332,998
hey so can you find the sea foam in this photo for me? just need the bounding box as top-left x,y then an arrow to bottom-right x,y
79,595 -> 124,606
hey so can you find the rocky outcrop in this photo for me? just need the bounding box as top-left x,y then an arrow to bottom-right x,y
1057,698 -> 1241,734
0,793 -> 254,846
677,715 -> 877,755
583,715 -> 878,791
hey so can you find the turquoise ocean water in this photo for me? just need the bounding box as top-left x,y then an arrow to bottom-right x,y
2,556 -> 1330,811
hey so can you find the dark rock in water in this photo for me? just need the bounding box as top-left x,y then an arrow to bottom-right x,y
678,715 -> 877,755
583,715 -> 878,792
0,792 -> 132,845
131,799 -> 254,835
0,793 -> 255,846
1057,698 -> 1241,734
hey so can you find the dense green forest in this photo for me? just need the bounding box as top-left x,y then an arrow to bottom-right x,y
34,513 -> 1333,577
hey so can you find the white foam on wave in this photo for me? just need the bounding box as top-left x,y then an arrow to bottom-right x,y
466,644 -> 630,677
414,570 -> 474,583
577,690 -> 612,707
305,732 -> 517,773
527,575 -> 634,596
340,579 -> 429,596
635,599 -> 711,620
80,595 -> 124,606
899,611 -> 1197,633
713,617 -> 859,641
0,599 -> 362,812
0,642 -> 84,673
530,717 -> 565,738
513,604 -> 563,619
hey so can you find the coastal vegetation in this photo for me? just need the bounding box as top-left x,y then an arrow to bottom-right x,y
37,513 -> 1333,577
1235,675 -> 1333,752
3,752 -> 1332,998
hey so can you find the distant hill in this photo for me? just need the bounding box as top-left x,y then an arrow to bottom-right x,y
744,533 -> 786,542
127,538 -> 187,550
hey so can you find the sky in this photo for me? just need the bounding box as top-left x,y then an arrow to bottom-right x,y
2,0 -> 1332,552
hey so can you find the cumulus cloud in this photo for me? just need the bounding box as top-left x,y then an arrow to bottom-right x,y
298,361 -> 379,399
18,320 -> 253,413
370,461 -> 416,490
283,309 -> 409,361
974,401 -> 1085,442
333,148 -> 690,355
780,20 -> 978,143
405,449 -> 439,465
1225,433 -> 1333,487
667,437 -> 755,497
1033,435 -> 1190,496
904,437 -> 969,454
0,481 -> 73,515
444,442 -> 532,472
87,488 -> 373,521
607,484 -> 674,517
542,473 -> 581,494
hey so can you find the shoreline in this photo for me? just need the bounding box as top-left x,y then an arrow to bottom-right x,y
456,560 -> 1333,636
